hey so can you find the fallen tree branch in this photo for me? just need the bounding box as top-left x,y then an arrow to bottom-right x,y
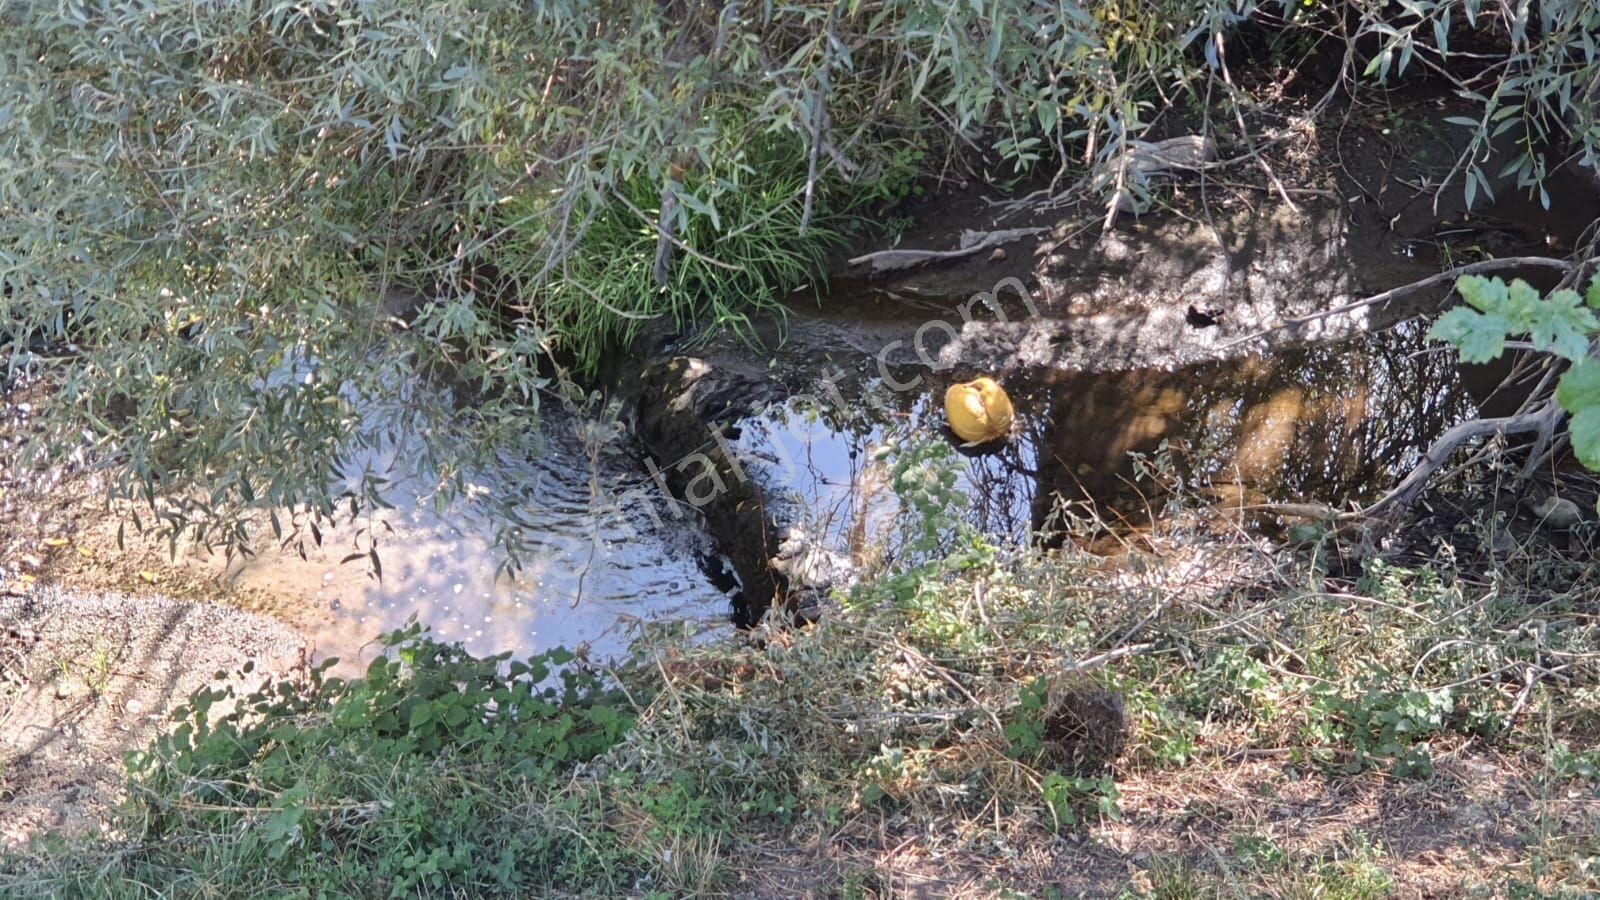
848,227 -> 1048,274
1360,242 -> 1599,513
1218,255 -> 1578,351
1365,400 -> 1565,515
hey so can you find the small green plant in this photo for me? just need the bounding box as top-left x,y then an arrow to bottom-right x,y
1232,834 -> 1291,872
108,623 -> 638,896
1187,644 -> 1280,726
1004,678 -> 1053,756
847,436 -> 999,648
1039,772 -> 1121,831
883,436 -> 971,560
52,641 -> 119,699
1123,680 -> 1201,769
1304,677 -> 1453,777
1550,743 -> 1600,781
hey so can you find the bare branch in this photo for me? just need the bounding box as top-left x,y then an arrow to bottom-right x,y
1366,401 -> 1565,515
1219,256 -> 1578,352
847,228 -> 1048,273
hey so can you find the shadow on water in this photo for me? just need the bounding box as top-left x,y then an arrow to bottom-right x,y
1025,320 -> 1519,532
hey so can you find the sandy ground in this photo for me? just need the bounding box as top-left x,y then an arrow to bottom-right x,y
0,379 -> 315,848
0,587 -> 304,850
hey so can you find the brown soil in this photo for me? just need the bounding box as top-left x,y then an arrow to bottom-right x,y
735,744 -> 1598,898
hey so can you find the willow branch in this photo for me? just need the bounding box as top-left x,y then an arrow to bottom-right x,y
1219,256 -> 1578,351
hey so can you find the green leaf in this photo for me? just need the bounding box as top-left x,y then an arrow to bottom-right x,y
1428,308 -> 1510,363
1455,274 -> 1508,312
1557,360 -> 1600,413
1587,276 -> 1600,310
1568,407 -> 1600,471
409,702 -> 434,729
1504,278 -> 1542,330
1529,289 -> 1598,362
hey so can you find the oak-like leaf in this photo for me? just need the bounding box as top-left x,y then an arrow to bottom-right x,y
1428,307 -> 1510,363
1568,407 -> 1600,472
1529,288 -> 1598,362
1557,359 -> 1600,414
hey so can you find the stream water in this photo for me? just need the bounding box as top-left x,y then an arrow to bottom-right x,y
225,404 -> 735,671
720,317 -> 1518,559
255,307 -> 1526,674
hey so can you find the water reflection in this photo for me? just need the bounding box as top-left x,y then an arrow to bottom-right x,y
727,390 -> 1039,571
757,322 -> 1512,558
226,403 -> 731,673
1028,323 -> 1504,528
230,317 -> 1516,667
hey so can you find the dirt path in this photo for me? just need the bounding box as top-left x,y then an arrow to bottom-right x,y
0,381 -> 328,850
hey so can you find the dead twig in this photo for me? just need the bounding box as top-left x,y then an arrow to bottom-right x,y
1062,642 -> 1155,673
1366,400 -> 1565,515
847,228 -> 1048,274
1214,38 -> 1299,213
612,189 -> 740,273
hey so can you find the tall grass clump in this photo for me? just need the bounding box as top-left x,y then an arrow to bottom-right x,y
512,136 -> 856,375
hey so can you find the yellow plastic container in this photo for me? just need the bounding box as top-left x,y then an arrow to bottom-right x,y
944,377 -> 1014,444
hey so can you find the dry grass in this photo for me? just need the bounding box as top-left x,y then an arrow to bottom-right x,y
602,489 -> 1600,897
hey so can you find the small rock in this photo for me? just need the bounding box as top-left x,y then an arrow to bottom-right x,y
770,525 -> 857,622
1129,134 -> 1218,176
